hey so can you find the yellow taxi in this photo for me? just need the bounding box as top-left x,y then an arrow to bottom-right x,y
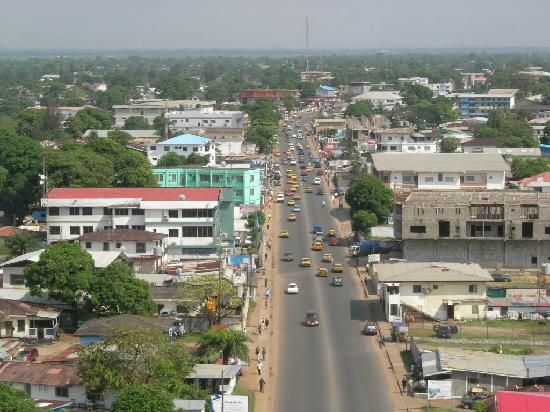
327,229 -> 337,237
332,263 -> 343,273
291,184 -> 299,191
288,177 -> 297,184
279,230 -> 289,238
305,186 -> 313,193
287,199 -> 296,206
286,169 -> 294,175
300,257 -> 312,267
322,253 -> 334,263
306,166 -> 314,173
288,213 -> 297,221
318,267 -> 329,277
293,194 -> 301,200
305,144 -> 311,149
312,241 -> 323,251
289,186 -> 297,193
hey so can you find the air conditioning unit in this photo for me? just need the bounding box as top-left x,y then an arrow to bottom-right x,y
162,215 -> 169,222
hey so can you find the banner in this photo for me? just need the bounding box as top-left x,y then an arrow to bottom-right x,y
427,380 -> 452,400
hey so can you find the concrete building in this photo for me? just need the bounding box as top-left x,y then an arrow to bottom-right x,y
345,81 -> 372,96
41,187 -> 234,260
201,128 -> 246,156
316,85 -> 337,98
147,134 -> 216,166
351,91 -> 404,110
428,81 -> 455,96
461,72 -> 488,89
518,172 -> 550,193
314,118 -> 347,133
154,164 -> 261,206
397,77 -> 429,86
0,299 -> 60,340
487,286 -> 550,319
462,138 -> 498,153
113,99 -> 215,127
166,107 -> 247,131
375,262 -> 492,322
239,89 -> 300,105
394,190 -> 550,268
300,71 -> 333,82
370,153 -> 509,190
83,129 -> 161,146
374,127 -> 437,153
518,66 -> 550,77
456,89 -> 518,118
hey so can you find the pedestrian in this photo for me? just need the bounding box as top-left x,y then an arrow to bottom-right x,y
257,362 -> 262,375
407,378 -> 414,394
401,376 -> 407,392
262,347 -> 267,360
265,289 -> 271,298
258,324 -> 262,336
259,377 -> 266,393
255,346 -> 260,358
265,298 -> 268,308
265,318 -> 270,329
264,277 -> 268,288
261,317 -> 265,328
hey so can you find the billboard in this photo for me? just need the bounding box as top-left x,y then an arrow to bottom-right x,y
427,380 -> 452,400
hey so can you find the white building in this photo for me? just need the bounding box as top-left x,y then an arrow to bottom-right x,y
370,153 -> 509,190
398,77 -> 429,86
351,91 -> 404,111
148,134 -> 216,166
166,107 -> 247,131
375,262 -> 493,322
428,81 -> 455,96
41,187 -> 233,260
374,127 -> 437,153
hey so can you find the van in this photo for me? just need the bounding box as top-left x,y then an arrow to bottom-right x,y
276,193 -> 285,203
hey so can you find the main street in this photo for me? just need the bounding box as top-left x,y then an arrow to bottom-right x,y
271,116 -> 394,411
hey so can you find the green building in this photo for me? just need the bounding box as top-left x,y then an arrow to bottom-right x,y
153,165 -> 262,206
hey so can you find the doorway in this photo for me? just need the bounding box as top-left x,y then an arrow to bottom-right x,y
446,304 -> 455,320
4,321 -> 13,337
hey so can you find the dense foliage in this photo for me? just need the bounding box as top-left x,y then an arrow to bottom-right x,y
0,383 -> 40,412
112,385 -> 174,412
243,99 -> 281,154
473,110 -> 537,148
345,174 -> 394,224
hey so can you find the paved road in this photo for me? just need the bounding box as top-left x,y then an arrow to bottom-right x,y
273,116 -> 394,411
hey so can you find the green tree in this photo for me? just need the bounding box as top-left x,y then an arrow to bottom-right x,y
78,326 -> 191,394
0,383 -> 40,412
124,116 -> 152,130
4,230 -> 40,256
511,157 -> 550,179
15,107 -> 60,140
344,100 -> 375,118
345,174 -> 394,223
180,274 -> 241,325
153,115 -> 169,139
320,128 -> 338,137
542,123 -> 550,145
198,328 -> 249,363
95,86 -> 128,111
66,107 -> 113,136
112,385 -> 174,412
473,399 -> 488,412
156,152 -> 209,167
243,99 -> 281,154
24,242 -> 94,303
440,137 -> 461,153
87,262 -> 155,316
402,83 -> 434,105
107,130 -> 133,146
351,210 -> 378,237
474,110 -> 537,148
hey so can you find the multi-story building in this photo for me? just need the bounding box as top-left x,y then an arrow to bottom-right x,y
300,71 -> 333,82
351,91 -> 404,111
41,187 -> 235,260
456,89 -> 517,118
428,81 -> 455,96
461,72 -> 487,89
147,134 -> 216,166
239,89 -> 300,105
374,127 -> 437,153
370,153 -> 509,190
316,85 -> 338,98
153,165 -> 262,206
165,107 -> 247,131
397,77 -> 429,86
394,190 -> 550,268
113,99 -> 215,127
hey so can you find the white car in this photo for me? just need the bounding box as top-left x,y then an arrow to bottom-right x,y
290,159 -> 297,166
292,205 -> 301,212
286,283 -> 299,294
313,177 -> 321,185
276,193 -> 285,202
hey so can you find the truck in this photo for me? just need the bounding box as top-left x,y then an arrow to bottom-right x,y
349,240 -> 400,257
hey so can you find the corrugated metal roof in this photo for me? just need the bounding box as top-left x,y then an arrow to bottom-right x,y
523,355 -> 550,378
421,351 -> 441,377
438,349 -> 527,378
375,262 -> 492,282
371,153 -> 509,173
0,250 -> 43,268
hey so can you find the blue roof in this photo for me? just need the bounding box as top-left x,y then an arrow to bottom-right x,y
319,85 -> 336,91
158,134 -> 209,145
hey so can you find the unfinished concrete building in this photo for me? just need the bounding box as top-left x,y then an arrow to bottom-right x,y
395,191 -> 550,268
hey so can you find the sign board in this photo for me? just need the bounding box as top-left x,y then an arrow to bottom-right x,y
211,394 -> 248,412
427,380 -> 452,400
367,254 -> 381,263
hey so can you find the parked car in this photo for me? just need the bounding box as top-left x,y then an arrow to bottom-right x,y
17,348 -> 39,362
434,324 -> 458,338
329,238 -> 339,246
491,272 -> 511,282
286,283 -> 299,294
363,322 -> 377,335
305,311 -> 320,326
460,388 -> 490,409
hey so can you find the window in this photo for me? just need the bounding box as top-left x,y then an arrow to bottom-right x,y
150,145 -> 156,150
439,221 -> 450,237
389,145 -> 397,151
250,188 -> 255,196
115,225 -> 129,229
85,242 -> 92,249
412,285 -> 422,293
69,207 -> 80,216
249,174 -> 255,182
132,209 -> 144,216
164,146 -> 169,151
235,189 -> 243,197
522,222 -> 534,239
17,320 -> 25,332
402,175 -> 413,184
444,176 -> 454,183
181,226 -> 213,237
212,175 -> 223,183
410,225 -> 426,233
157,174 -> 164,183
55,387 -> 69,398
70,226 -> 80,235
82,207 -> 92,215
179,175 -> 186,185
103,242 -> 110,251
438,173 -> 444,182
424,177 -> 434,183
468,285 -> 478,293
390,304 -> 399,316
116,242 -> 122,249
182,147 -> 188,152
49,226 -> 61,235
546,227 -> 550,235
49,207 -> 59,216
197,226 -> 213,237
132,225 -> 145,230
10,274 -> 25,285
115,208 -> 129,216
193,147 -> 198,152
103,226 -> 113,230
236,176 -> 244,183
103,207 -> 112,216
38,384 -> 48,392
169,173 -> 177,181
432,285 -> 439,290
169,229 -> 179,237
531,256 -> 538,265
472,305 -> 479,315
136,242 -> 146,253
465,175 -> 475,182
168,210 -> 179,218
199,174 -> 210,182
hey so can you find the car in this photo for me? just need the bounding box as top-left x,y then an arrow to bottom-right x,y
17,347 -> 39,362
288,213 -> 297,221
433,324 -> 458,338
332,263 -> 343,273
318,267 -> 329,277
279,231 -> 289,238
290,186 -> 297,193
313,177 -> 322,185
306,166 -> 314,173
293,194 -> 301,200
322,253 -> 334,262
329,238 -> 339,246
282,251 -> 294,261
491,272 -> 512,282
312,241 -> 323,251
286,283 -> 299,294
284,190 -> 293,197
363,321 -> 377,335
292,205 -> 301,212
290,159 -> 297,166
300,170 -> 308,176
331,276 -> 344,287
276,193 -> 285,202
327,229 -> 337,237
274,180 -> 281,186
305,311 -> 320,326
316,170 -> 324,176
305,186 -> 313,193
316,188 -> 325,195
287,199 -> 296,206
300,257 -> 311,267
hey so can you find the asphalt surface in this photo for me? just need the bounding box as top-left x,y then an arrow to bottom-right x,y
273,116 -> 394,411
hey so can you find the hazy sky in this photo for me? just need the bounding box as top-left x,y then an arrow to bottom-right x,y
1,0 -> 548,50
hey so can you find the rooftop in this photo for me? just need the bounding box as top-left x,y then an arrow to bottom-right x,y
0,226 -> 20,238
518,171 -> 550,187
375,127 -> 415,134
82,129 -> 160,138
77,229 -> 167,242
371,153 -> 509,173
0,299 -> 60,319
396,190 -> 550,206
157,134 -> 210,146
375,262 -> 492,283
44,187 -> 221,202
0,249 -> 125,269
462,138 -> 498,147
187,363 -> 242,380
74,314 -> 174,337
0,362 -> 82,386
353,91 -> 403,100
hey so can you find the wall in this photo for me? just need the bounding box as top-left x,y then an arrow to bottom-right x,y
2,266 -> 27,289
10,382 -> 87,405
417,173 -> 461,190
450,371 -> 522,396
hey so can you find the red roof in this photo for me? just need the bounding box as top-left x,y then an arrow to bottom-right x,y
497,391 -> 550,412
45,188 -> 221,201
518,171 -> 550,186
0,226 -> 19,238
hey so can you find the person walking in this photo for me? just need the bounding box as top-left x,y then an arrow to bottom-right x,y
257,362 -> 262,375
262,347 -> 267,361
259,377 -> 265,393
255,346 -> 260,359
258,324 -> 262,336
265,318 -> 270,329
401,376 -> 407,392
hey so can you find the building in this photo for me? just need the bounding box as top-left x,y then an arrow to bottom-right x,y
487,286 -> 550,319
519,66 -> 550,77
153,165 -> 261,206
147,134 -> 216,166
113,99 -> 215,128
316,85 -> 337,98
345,81 -> 372,96
201,128 -> 246,156
373,128 -> 437,153
394,190 -> 550,268
41,187 -> 234,260
300,71 -> 333,82
0,299 -> 60,340
55,106 -> 94,122
166,107 -> 247,131
314,118 -> 347,133
461,72 -> 487,89
462,138 -> 498,153
397,77 -> 429,86
456,89 -> 518,118
239,89 -> 300,105
0,226 -> 19,244
370,153 -> 509,190
186,364 -> 242,395
376,262 -> 491,321
351,91 -> 404,111
428,81 -> 455,96
83,129 -> 161,146
518,172 -> 550,193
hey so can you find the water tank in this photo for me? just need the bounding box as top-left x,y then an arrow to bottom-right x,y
542,264 -> 550,275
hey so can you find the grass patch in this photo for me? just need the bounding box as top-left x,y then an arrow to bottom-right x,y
400,350 -> 414,372
418,341 -> 544,355
232,384 -> 256,412
178,331 -> 203,344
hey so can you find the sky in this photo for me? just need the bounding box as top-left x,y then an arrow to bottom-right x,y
1,0 -> 549,50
